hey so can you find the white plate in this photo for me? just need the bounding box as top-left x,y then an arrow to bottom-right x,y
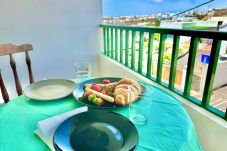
24,79 -> 76,101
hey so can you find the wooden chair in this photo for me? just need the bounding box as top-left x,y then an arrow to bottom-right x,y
0,44 -> 34,103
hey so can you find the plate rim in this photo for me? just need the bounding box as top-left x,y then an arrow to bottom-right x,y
23,79 -> 76,101
53,110 -> 139,151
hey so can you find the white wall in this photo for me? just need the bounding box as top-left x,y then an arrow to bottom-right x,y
213,61 -> 227,89
0,0 -> 102,102
92,54 -> 227,151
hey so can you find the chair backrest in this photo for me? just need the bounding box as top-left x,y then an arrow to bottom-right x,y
0,44 -> 34,103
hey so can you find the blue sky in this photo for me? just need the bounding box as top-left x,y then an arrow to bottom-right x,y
103,0 -> 227,16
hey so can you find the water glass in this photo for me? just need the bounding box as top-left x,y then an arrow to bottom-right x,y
128,83 -> 153,124
74,62 -> 91,84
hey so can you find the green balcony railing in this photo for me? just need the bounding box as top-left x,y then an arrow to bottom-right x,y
101,24 -> 227,120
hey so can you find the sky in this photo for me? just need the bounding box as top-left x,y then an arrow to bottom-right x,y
103,0 -> 227,16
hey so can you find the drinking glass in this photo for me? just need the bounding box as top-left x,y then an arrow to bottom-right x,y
74,62 -> 91,84
128,83 -> 153,124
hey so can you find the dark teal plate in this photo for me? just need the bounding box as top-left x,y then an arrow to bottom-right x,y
73,77 -> 122,109
53,110 -> 138,151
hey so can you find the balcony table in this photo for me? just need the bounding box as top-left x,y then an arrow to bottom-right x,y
0,81 -> 203,151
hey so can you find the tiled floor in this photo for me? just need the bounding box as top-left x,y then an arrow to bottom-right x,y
191,86 -> 227,112
211,86 -> 227,112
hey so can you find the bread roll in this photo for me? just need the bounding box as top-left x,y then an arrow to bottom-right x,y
114,79 -> 142,106
116,79 -> 142,93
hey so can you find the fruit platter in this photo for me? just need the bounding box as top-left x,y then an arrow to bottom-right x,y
74,77 -> 143,108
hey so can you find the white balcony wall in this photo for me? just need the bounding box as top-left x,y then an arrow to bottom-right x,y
0,0 -> 102,102
213,61 -> 227,89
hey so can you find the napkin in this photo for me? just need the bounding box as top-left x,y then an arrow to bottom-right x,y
34,106 -> 88,150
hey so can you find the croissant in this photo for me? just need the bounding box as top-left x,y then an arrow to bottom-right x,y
114,79 -> 142,106
116,79 -> 142,93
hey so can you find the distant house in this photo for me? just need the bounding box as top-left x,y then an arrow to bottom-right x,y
172,16 -> 197,22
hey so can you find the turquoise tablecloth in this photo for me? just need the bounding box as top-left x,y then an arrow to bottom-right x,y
0,84 -> 203,151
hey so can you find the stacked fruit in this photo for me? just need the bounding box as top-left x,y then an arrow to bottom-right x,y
82,80 -> 115,106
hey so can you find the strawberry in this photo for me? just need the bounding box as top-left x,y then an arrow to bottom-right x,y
106,92 -> 113,97
92,84 -> 102,92
103,79 -> 110,84
98,98 -> 105,106
92,83 -> 97,87
100,89 -> 107,95
110,85 -> 115,90
86,92 -> 93,98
